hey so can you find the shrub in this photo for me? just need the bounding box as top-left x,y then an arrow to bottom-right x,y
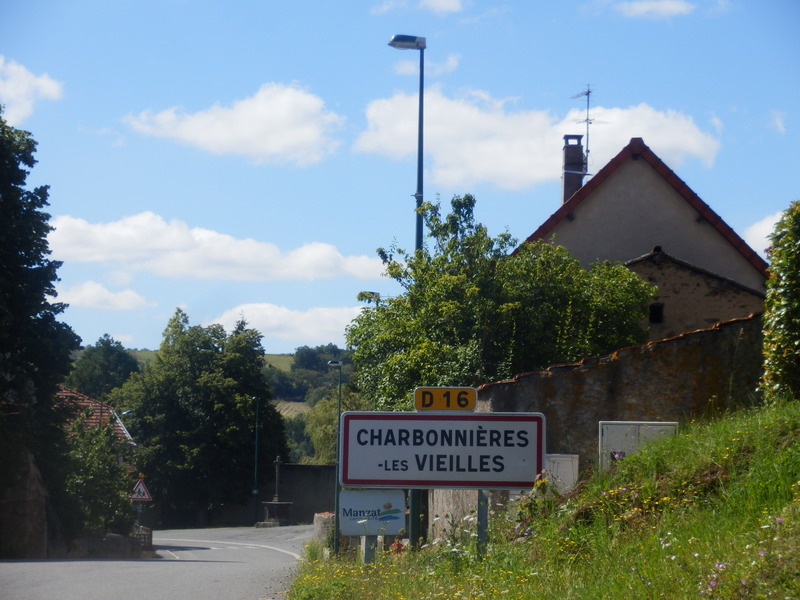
762,200 -> 800,397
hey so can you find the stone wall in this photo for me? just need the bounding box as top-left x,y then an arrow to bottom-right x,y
483,313 -> 764,470
430,314 -> 764,535
132,464 -> 335,528
628,251 -> 764,341
267,463 -> 336,525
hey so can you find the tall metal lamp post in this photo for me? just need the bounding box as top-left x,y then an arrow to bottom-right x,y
327,360 -> 343,555
388,33 -> 427,549
252,396 -> 261,525
388,34 -> 426,252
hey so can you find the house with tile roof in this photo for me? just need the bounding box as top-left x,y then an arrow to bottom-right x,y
56,385 -> 135,450
434,137 -> 771,532
520,136 -> 768,340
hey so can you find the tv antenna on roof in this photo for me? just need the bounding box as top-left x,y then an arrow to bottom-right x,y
571,85 -> 606,173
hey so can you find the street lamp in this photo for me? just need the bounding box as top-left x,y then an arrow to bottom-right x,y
388,34 -> 426,252
327,360 -> 343,555
252,396 -> 261,525
388,34 -> 427,546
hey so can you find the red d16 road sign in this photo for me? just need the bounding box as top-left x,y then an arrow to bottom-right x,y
339,411 -> 545,489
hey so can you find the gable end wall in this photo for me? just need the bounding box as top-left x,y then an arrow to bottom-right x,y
545,160 -> 765,291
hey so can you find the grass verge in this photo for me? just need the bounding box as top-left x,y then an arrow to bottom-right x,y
288,398 -> 800,599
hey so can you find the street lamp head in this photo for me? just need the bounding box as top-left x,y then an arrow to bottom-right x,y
388,34 -> 426,50
327,360 -> 343,368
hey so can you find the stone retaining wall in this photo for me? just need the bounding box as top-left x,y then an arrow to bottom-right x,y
483,314 -> 763,469
430,315 -> 764,535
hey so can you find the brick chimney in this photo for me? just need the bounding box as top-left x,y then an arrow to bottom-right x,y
562,134 -> 585,204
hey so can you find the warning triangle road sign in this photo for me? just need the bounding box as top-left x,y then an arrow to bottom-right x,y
131,479 -> 152,501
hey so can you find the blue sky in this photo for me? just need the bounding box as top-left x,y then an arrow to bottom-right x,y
2,0 -> 797,353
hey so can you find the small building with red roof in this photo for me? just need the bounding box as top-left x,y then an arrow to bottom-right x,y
56,385 -> 135,450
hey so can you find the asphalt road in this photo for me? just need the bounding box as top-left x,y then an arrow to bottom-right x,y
0,525 -> 313,600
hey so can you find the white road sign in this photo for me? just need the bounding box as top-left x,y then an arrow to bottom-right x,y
339,412 -> 545,489
339,489 -> 406,536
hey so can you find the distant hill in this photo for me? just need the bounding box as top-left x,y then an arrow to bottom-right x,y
125,349 -> 294,372
264,354 -> 294,372
128,349 -> 157,366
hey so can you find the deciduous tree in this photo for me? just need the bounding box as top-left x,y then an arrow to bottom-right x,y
346,194 -> 655,409
304,385 -> 370,464
64,334 -> 141,402
0,110 -> 81,543
64,415 -> 135,535
109,309 -> 286,522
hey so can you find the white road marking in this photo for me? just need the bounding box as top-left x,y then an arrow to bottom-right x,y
156,538 -> 302,560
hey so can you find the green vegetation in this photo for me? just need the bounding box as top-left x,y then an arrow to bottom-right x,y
303,386 -> 371,464
289,398 -> 800,599
266,344 -> 353,463
762,200 -> 800,397
64,415 -> 135,535
346,194 -> 654,410
0,109 -> 82,551
265,353 -> 295,372
64,334 -> 141,402
109,309 -> 286,521
266,344 -> 350,404
128,348 -> 158,368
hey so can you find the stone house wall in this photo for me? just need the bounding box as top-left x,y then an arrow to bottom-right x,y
627,251 -> 764,341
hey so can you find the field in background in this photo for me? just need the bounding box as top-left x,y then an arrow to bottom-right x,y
127,350 -> 294,372
275,400 -> 310,418
264,354 -> 294,372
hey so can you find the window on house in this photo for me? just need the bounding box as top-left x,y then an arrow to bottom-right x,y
649,303 -> 665,324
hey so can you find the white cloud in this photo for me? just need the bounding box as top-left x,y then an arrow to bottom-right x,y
212,303 -> 363,350
371,0 -> 461,14
709,113 -> 724,135
431,53 -> 461,76
770,111 -> 787,135
124,83 -> 343,166
56,280 -> 151,310
418,0 -> 463,13
614,0 -> 695,18
0,56 -> 63,124
355,87 -> 719,190
707,0 -> 731,15
394,53 -> 460,77
394,59 -> 421,77
744,211 -> 783,259
371,0 -> 408,14
580,104 -> 720,169
49,212 -> 384,281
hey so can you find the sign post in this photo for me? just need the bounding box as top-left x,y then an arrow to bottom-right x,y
340,411 -> 545,555
340,412 -> 545,489
339,489 -> 406,563
410,386 -> 477,546
130,478 -> 152,527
